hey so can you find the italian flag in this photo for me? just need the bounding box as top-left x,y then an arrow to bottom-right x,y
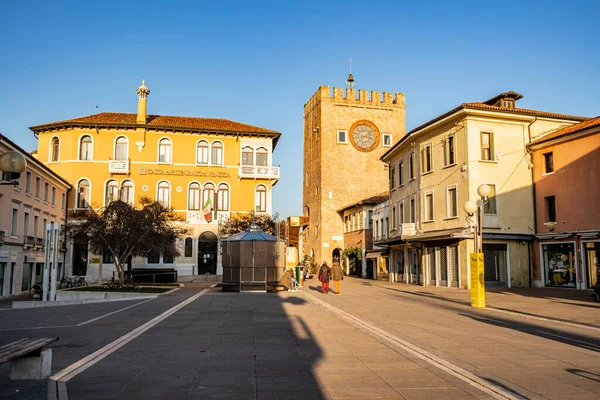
203,196 -> 212,223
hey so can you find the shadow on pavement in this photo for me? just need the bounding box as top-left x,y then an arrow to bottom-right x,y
64,289 -> 328,399
459,313 -> 600,353
482,377 -> 529,399
565,368 -> 600,383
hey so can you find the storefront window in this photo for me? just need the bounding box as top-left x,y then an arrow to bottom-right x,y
543,243 -> 576,288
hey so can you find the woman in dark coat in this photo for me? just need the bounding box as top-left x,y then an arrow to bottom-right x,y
319,261 -> 331,294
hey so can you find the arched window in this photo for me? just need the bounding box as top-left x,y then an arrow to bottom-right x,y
115,136 -> 128,161
241,147 -> 253,166
121,180 -> 134,205
255,185 -> 267,212
79,135 -> 92,161
203,183 -> 215,219
105,180 -> 119,206
50,137 -> 60,162
197,140 -> 209,165
157,181 -> 170,208
188,183 -> 201,210
211,142 -> 223,165
256,147 -> 268,166
77,179 -> 90,209
184,237 -> 193,257
217,183 -> 229,211
158,138 -> 172,164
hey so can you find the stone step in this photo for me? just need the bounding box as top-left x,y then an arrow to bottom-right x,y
178,275 -> 222,283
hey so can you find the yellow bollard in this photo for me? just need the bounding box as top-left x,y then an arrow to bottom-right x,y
470,253 -> 486,308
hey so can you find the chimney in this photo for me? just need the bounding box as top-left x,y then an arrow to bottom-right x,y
136,80 -> 150,124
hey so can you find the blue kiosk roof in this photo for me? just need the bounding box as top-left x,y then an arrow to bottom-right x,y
222,222 -> 280,242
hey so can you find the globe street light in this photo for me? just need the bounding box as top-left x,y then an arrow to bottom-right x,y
0,150 -> 27,185
464,184 -> 490,309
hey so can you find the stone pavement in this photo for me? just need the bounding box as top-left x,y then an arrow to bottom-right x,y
0,279 -> 599,399
363,279 -> 600,327
66,288 -> 488,399
308,277 -> 600,400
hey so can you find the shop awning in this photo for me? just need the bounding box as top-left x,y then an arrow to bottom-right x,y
366,251 -> 386,259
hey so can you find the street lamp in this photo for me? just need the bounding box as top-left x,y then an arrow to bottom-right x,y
0,150 -> 27,185
463,184 -> 491,253
464,184 -> 490,309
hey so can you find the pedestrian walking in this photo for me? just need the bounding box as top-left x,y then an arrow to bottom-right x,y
319,261 -> 331,294
331,261 -> 343,294
301,263 -> 308,286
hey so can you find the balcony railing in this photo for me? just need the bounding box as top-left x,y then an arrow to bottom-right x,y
23,236 -> 35,248
186,210 -> 230,224
0,230 -> 5,244
238,165 -> 280,180
109,160 -> 130,174
35,237 -> 44,248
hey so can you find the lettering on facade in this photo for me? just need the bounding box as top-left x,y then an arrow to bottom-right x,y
140,168 -> 231,178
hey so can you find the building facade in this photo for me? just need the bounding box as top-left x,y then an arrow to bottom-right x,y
302,85 -> 405,267
0,136 -> 70,298
529,116 -> 600,289
30,81 -> 281,280
337,193 -> 388,277
380,91 -> 588,289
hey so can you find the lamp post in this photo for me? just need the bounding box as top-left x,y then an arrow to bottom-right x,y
464,184 -> 491,308
0,150 -> 27,185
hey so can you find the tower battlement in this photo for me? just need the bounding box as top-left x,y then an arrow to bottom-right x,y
305,86 -> 405,112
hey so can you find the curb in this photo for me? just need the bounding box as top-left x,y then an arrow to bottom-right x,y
12,296 -> 158,309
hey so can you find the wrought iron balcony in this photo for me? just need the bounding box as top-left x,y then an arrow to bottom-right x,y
238,165 -> 280,180
35,237 -> 44,248
23,236 -> 35,248
109,160 -> 130,174
0,230 -> 5,244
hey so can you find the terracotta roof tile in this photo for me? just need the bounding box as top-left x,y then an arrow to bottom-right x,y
30,112 -> 279,135
337,192 -> 389,213
407,102 -> 588,136
529,115 -> 600,145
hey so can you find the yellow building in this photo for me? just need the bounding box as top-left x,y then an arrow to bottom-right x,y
30,81 -> 281,280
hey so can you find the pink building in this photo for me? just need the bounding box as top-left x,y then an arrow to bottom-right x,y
0,136 -> 71,298
530,116 -> 600,290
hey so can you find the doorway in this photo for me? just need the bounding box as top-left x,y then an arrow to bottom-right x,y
483,244 -> 508,288
198,232 -> 218,274
584,242 -> 599,289
72,232 -> 89,276
332,248 -> 341,264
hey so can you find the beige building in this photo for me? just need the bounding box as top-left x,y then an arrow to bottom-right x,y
380,91 -> 587,289
302,84 -> 405,267
0,136 -> 70,298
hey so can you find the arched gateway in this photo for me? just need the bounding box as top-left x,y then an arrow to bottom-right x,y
198,232 -> 218,274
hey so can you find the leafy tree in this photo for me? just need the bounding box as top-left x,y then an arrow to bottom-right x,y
218,212 -> 276,236
68,197 -> 190,285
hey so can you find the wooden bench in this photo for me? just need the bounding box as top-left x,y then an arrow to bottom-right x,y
0,337 -> 58,380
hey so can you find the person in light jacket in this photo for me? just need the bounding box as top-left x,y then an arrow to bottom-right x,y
331,261 -> 344,294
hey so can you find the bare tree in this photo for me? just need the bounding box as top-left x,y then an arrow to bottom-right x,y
68,197 -> 190,286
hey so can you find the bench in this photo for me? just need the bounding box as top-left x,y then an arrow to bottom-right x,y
0,337 -> 58,380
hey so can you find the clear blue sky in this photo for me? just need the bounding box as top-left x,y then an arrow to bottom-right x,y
1,1 -> 598,218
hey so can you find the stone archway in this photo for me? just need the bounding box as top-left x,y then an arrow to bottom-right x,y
332,248 -> 341,263
198,231 -> 218,275
72,232 -> 88,276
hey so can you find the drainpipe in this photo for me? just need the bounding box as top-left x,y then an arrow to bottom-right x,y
62,187 -> 70,279
526,117 -> 537,287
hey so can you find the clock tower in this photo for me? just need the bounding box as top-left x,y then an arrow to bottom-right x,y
302,85 -> 406,268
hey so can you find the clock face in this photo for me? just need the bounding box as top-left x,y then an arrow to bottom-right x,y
350,120 -> 380,152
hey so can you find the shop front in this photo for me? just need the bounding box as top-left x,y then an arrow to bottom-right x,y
541,242 -> 577,288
